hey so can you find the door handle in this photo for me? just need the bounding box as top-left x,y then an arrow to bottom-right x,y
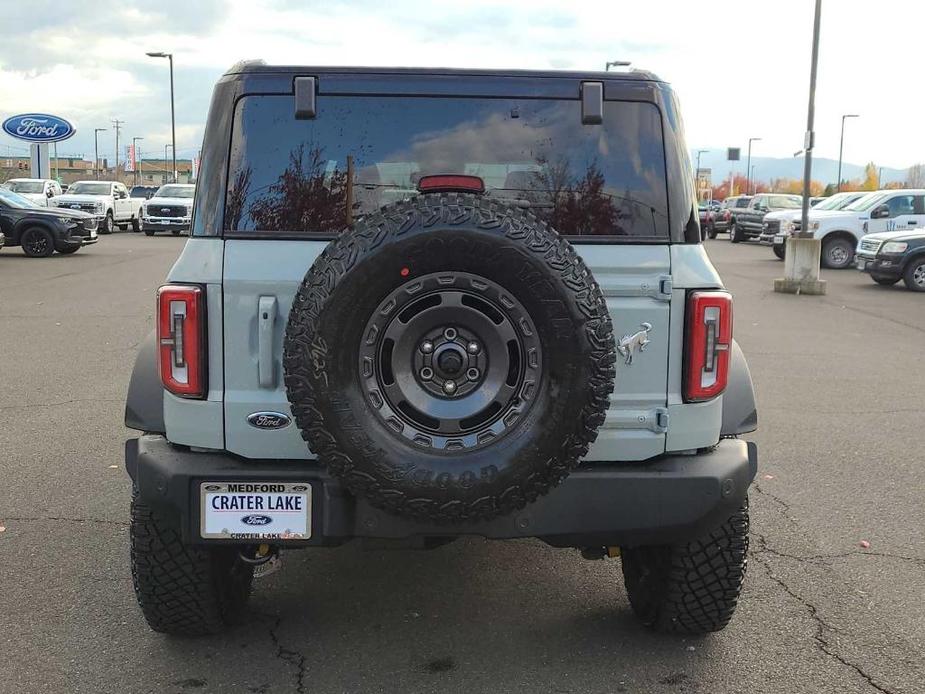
257,296 -> 278,388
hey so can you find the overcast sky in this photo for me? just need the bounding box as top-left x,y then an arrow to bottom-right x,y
1,0 -> 921,174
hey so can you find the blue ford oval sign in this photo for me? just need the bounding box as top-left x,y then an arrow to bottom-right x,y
241,515 -> 272,526
2,113 -> 76,143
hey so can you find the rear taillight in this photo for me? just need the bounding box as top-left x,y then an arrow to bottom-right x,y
684,291 -> 733,402
157,284 -> 206,398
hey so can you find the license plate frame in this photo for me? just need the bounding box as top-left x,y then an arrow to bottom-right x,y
199,482 -> 312,540
773,235 -> 784,244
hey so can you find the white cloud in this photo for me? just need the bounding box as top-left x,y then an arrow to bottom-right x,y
1,0 -> 923,170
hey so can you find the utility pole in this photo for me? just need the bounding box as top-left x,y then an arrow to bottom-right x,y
112,119 -> 124,180
836,114 -> 859,192
775,0 -> 826,296
746,137 -> 762,195
164,144 -> 172,184
94,128 -> 107,179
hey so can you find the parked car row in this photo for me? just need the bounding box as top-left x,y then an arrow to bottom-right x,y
0,181 -> 197,257
706,187 -> 925,292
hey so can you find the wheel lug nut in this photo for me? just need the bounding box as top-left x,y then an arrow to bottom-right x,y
443,327 -> 457,340
443,380 -> 457,395
467,341 -> 480,354
420,367 -> 433,381
420,340 -> 434,354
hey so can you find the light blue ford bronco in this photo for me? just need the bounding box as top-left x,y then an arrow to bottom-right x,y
124,63 -> 758,636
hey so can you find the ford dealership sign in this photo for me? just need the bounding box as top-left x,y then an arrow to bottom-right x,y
2,113 -> 76,143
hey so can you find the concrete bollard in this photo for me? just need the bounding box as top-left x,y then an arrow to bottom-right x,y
773,237 -> 827,295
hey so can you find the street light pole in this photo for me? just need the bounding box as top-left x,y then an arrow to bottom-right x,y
605,60 -> 630,71
746,137 -> 762,195
836,114 -> 859,192
147,51 -> 177,183
94,128 -> 107,179
750,165 -> 757,194
132,137 -> 144,186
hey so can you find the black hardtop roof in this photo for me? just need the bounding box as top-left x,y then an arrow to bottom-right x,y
224,61 -> 663,83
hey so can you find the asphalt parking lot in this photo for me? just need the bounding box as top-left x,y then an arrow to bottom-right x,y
1,233 -> 923,694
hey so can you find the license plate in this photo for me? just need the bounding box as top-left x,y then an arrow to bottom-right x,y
200,482 -> 311,540
774,235 -> 784,244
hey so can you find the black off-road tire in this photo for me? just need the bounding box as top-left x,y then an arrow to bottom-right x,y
621,501 -> 749,634
20,226 -> 55,257
730,223 -> 743,243
871,274 -> 899,286
284,193 -> 615,524
773,244 -> 785,260
130,491 -> 254,636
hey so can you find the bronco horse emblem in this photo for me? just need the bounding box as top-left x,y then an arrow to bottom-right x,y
617,322 -> 652,365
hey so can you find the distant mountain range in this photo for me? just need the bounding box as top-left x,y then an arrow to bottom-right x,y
689,148 -> 911,186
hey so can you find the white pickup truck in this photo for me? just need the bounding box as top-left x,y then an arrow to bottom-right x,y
2,178 -> 63,207
762,189 -> 925,268
52,180 -> 144,233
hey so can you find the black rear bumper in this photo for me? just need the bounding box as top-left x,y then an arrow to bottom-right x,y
126,435 -> 757,548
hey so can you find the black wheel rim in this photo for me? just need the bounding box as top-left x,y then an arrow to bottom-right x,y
24,231 -> 48,255
359,272 -> 542,451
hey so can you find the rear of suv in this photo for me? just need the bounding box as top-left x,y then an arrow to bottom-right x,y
124,64 -> 758,637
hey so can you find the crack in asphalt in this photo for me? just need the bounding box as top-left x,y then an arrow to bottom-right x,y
752,551 -> 896,694
753,535 -> 925,568
752,483 -> 799,525
268,616 -> 307,694
1,516 -> 126,527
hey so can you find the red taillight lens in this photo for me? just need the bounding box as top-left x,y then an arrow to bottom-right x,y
684,291 -> 733,402
417,174 -> 485,194
157,284 -> 206,398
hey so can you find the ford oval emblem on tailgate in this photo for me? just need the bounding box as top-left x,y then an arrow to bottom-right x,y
247,412 -> 291,430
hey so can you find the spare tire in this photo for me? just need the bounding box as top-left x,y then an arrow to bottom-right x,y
284,193 -> 615,523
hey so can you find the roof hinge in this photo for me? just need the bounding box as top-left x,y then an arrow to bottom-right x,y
294,76 -> 316,119
581,81 -> 603,125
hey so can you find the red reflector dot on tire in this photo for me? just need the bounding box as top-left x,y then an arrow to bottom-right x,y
400,267 -> 410,277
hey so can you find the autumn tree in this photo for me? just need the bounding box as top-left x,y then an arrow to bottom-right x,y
860,162 -> 879,191
907,163 -> 925,188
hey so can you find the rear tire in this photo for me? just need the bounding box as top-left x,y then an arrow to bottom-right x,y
101,211 -> 114,235
20,227 -> 55,257
130,491 -> 254,636
132,215 -> 142,233
707,227 -> 718,240
622,501 -> 749,634
903,259 -> 925,291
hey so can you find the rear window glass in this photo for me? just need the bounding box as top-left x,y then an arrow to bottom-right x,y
225,95 -> 669,238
